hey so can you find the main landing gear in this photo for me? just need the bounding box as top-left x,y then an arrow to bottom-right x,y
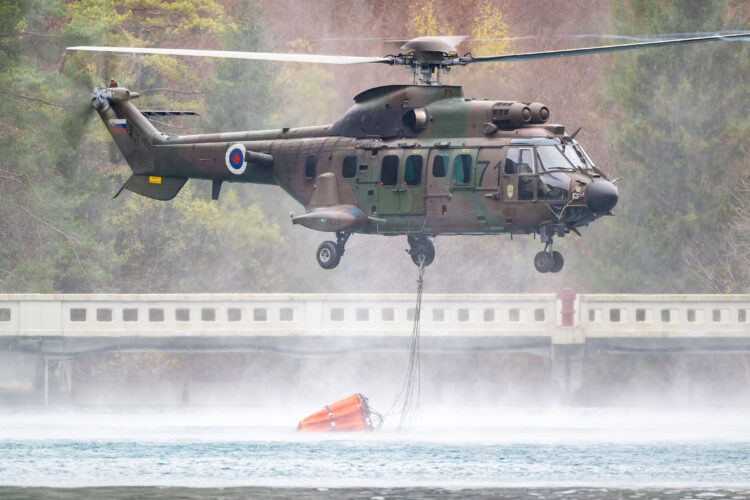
316,231 -> 350,269
534,224 -> 564,273
407,235 -> 435,267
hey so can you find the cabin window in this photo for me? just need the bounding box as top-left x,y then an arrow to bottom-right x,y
342,156 -> 357,178
0,308 -> 10,322
432,155 -> 447,177
452,154 -> 472,185
483,308 -> 495,322
380,155 -> 398,186
404,155 -> 423,186
304,156 -> 317,179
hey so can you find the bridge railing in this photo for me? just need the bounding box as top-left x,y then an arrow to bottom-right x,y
2,293 -> 749,340
579,294 -> 750,338
0,294 -> 557,338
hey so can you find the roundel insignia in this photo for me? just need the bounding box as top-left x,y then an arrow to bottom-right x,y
507,184 -> 514,199
225,144 -> 247,175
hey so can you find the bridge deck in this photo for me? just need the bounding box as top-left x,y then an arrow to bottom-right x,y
0,293 -> 747,349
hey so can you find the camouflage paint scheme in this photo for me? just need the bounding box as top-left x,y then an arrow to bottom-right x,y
99,81 -> 614,243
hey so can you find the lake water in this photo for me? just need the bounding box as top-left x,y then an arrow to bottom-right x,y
1,407 -> 749,498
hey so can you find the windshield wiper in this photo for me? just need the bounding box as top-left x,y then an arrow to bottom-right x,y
537,168 -> 575,175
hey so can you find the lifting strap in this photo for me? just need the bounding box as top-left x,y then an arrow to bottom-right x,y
386,256 -> 426,429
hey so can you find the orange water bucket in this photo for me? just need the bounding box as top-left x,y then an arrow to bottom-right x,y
296,393 -> 381,432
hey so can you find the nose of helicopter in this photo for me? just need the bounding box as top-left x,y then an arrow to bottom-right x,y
586,180 -> 619,214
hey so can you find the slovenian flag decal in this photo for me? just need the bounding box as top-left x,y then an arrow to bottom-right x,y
109,119 -> 127,134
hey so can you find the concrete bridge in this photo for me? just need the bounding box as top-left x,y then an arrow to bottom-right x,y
1,292 -> 748,404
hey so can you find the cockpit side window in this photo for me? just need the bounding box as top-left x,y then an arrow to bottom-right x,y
505,148 -> 519,174
519,150 -> 533,174
518,149 -> 535,200
538,173 -> 569,201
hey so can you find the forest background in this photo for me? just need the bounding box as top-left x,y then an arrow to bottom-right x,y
1,0 -> 748,295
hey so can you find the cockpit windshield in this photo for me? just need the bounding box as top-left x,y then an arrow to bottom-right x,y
536,145 -> 576,172
561,142 -> 591,169
536,143 -> 592,172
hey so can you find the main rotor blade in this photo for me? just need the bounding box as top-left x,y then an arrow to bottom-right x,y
463,32 -> 750,64
67,46 -> 390,65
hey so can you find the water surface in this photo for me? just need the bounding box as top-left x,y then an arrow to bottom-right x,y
1,407 -> 749,495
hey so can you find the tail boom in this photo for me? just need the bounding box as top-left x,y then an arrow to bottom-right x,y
95,82 -> 277,200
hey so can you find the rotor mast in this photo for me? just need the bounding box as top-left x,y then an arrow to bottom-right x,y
395,36 -> 463,86
409,57 -> 451,85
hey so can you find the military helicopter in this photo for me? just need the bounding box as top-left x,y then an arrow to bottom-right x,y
68,32 -> 749,272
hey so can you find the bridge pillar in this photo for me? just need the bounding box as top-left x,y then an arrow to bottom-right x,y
551,289 -> 585,397
40,357 -> 72,406
0,350 -> 38,403
551,341 -> 585,396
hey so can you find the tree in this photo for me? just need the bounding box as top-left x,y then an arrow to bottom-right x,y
0,0 -> 284,293
572,0 -> 750,292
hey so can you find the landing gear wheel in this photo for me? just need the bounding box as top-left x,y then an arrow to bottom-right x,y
316,241 -> 341,269
534,251 -> 554,273
550,251 -> 564,273
407,236 -> 435,267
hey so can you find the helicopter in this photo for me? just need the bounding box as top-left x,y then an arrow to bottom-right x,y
68,32 -> 749,273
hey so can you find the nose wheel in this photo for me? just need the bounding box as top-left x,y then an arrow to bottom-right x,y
534,224 -> 564,273
534,249 -> 564,273
316,231 -> 350,270
407,235 -> 435,267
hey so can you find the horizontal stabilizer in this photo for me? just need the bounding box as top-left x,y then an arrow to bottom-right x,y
140,110 -> 199,117
115,174 -> 187,201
